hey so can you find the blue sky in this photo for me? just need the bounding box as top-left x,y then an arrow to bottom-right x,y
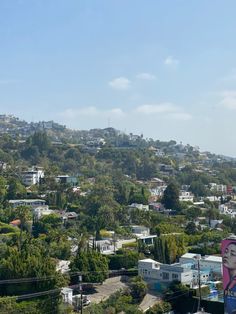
1,1 -> 236,156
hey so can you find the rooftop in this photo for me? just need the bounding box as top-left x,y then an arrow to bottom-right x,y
181,253 -> 200,259
139,258 -> 158,263
9,199 -> 45,203
202,255 -> 222,263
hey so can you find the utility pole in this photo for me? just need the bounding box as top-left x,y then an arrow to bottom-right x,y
113,232 -> 116,253
196,256 -> 202,312
79,275 -> 83,314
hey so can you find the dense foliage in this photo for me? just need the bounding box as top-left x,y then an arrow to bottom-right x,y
0,122 -> 235,312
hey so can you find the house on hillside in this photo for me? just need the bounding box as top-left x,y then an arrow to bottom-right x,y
139,253 -> 222,290
9,199 -> 46,208
33,206 -> 54,220
179,191 -> 194,202
56,175 -> 78,186
129,203 -> 149,211
89,239 -> 116,255
21,166 -> 44,186
131,225 -> 150,237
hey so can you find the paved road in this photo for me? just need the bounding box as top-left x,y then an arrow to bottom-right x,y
139,292 -> 160,312
87,276 -> 129,304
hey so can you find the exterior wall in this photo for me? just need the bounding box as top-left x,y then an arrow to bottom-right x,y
138,260 -> 161,280
139,253 -> 222,291
139,235 -> 157,245
33,206 -> 53,220
61,288 -> 73,305
56,176 -> 78,186
22,169 -> 44,186
9,199 -> 46,208
159,264 -> 193,285
131,225 -> 150,236
179,191 -> 194,202
179,254 -> 200,265
199,260 -> 222,274
138,260 -> 193,285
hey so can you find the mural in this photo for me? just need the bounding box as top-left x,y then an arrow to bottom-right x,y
222,238 -> 236,314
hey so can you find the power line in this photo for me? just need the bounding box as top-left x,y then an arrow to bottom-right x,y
0,269 -> 135,285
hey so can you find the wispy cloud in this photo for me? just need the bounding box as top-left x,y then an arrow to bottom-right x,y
135,103 -> 176,114
134,103 -> 191,120
108,77 -> 131,90
58,101 -> 192,131
169,112 -> 192,121
61,106 -> 126,119
136,72 -> 156,80
220,90 -> 236,110
164,56 -> 179,67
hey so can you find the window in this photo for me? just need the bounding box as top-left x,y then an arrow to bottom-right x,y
172,273 -> 178,280
162,272 -> 169,280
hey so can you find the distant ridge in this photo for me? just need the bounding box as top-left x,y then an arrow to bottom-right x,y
0,114 -> 234,161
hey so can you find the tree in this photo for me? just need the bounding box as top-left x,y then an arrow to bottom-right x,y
7,178 -> 26,199
164,281 -> 189,313
146,301 -> 171,314
153,235 -> 186,264
0,238 -> 67,296
161,182 -> 180,211
29,131 -> 51,151
70,250 -> 109,283
186,206 -> 201,221
97,205 -> 115,230
130,276 -> 147,302
153,237 -> 166,263
189,180 -> 208,197
155,222 -> 182,236
108,250 -> 140,270
185,221 -> 198,235
13,205 -> 32,251
205,208 -> 219,226
0,176 -> 7,204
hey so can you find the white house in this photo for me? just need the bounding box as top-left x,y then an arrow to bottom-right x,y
89,239 -> 115,255
21,167 -> 44,186
179,191 -> 194,202
9,199 -> 46,208
139,253 -> 222,290
33,206 -> 54,220
179,253 -> 201,265
138,258 -> 193,286
200,255 -> 222,275
159,263 -> 193,285
138,258 -> 161,280
61,287 -> 73,305
131,225 -> 150,237
129,203 -> 149,211
209,183 -> 227,194
139,235 -> 157,246
219,203 -> 236,218
180,253 -> 222,275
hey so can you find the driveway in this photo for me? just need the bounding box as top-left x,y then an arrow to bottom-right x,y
139,292 -> 160,312
86,276 -> 129,304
